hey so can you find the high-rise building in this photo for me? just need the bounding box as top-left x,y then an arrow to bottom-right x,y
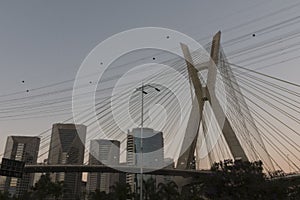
126,133 -> 136,192
48,123 -> 86,200
131,128 -> 164,168
0,136 -> 40,197
86,139 -> 120,194
126,128 -> 164,193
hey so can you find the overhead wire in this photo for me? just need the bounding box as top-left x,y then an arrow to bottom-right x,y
215,72 -> 297,172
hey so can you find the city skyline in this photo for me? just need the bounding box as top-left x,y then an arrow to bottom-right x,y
0,124 -> 171,198
0,2 -> 299,171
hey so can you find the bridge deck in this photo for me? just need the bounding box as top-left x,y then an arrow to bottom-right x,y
24,165 -> 212,177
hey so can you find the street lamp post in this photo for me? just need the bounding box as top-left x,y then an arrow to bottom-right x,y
135,83 -> 160,200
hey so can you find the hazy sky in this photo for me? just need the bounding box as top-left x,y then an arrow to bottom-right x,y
0,0 -> 299,170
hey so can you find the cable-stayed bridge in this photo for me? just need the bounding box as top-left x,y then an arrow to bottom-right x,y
0,31 -> 300,178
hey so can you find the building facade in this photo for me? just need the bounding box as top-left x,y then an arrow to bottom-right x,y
0,136 -> 40,197
131,128 -> 164,168
86,139 -> 120,194
48,123 -> 86,200
126,128 -> 164,193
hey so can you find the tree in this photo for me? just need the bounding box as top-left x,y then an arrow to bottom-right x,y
143,178 -> 158,200
110,182 -> 133,200
0,191 -> 11,200
31,173 -> 63,200
31,174 -> 52,200
181,182 -> 206,200
157,181 -> 180,200
49,181 -> 63,200
188,159 -> 295,200
201,160 -> 265,199
289,184 -> 300,199
88,189 -> 111,200
17,191 -> 32,200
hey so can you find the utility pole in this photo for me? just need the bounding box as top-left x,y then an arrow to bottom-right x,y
135,83 -> 160,200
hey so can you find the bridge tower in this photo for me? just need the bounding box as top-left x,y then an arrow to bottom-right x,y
177,32 -> 250,169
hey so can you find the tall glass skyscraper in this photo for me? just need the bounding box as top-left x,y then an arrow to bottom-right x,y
126,128 -> 164,193
48,123 -> 86,200
86,139 -> 120,194
0,136 -> 40,197
131,128 -> 164,168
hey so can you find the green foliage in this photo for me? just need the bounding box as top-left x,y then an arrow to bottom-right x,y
31,173 -> 63,200
189,159 -> 299,200
181,183 -> 206,200
142,177 -> 158,200
2,161 -> 300,199
157,181 -> 180,200
87,179 -> 180,200
0,191 -> 10,200
109,182 -> 133,200
88,189 -> 111,200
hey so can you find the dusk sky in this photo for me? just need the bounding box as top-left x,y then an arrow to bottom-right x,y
0,0 -> 299,172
